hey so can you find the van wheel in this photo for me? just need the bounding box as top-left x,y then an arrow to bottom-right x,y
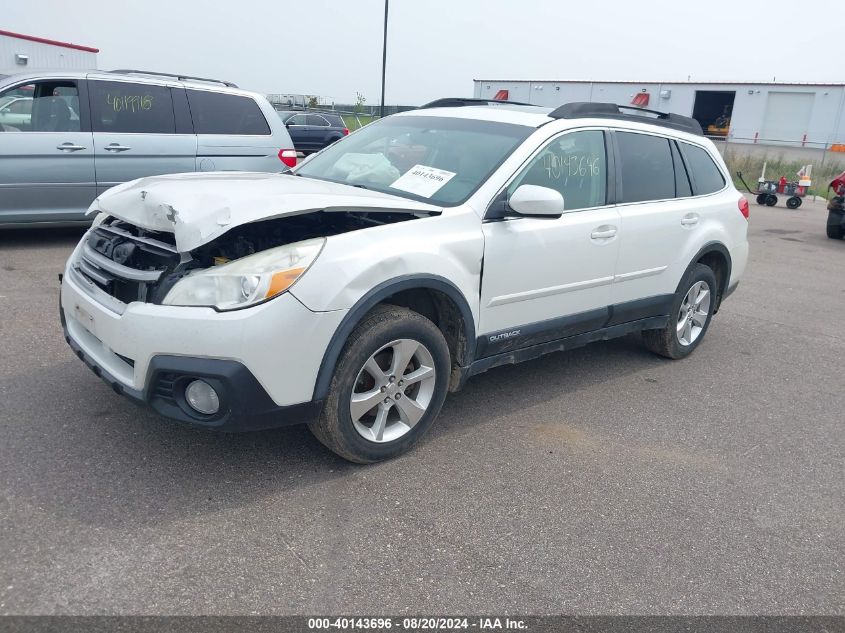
309,305 -> 450,463
642,264 -> 718,360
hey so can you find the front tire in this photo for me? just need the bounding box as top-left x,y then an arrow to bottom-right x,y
309,305 -> 450,463
642,264 -> 718,360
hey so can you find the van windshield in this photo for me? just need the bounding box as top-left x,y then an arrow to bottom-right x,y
295,115 -> 532,206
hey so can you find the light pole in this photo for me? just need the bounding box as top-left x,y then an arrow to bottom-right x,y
380,0 -> 389,118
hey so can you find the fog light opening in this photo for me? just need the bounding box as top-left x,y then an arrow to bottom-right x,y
185,379 -> 220,415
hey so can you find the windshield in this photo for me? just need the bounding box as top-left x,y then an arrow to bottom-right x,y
295,115 -> 533,206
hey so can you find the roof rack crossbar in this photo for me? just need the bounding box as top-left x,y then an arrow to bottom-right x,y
108,69 -> 239,88
419,97 -> 535,109
549,102 -> 703,136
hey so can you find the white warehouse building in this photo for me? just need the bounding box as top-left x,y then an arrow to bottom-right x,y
0,29 -> 98,76
473,79 -> 845,149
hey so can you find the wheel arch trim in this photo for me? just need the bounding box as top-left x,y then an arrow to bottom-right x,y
685,240 -> 732,309
312,275 -> 477,401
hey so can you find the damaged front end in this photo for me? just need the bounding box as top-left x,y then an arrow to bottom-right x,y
73,209 -> 426,310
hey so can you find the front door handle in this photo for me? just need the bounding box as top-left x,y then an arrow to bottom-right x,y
590,226 -> 618,239
681,214 -> 700,227
56,142 -> 86,152
104,143 -> 131,152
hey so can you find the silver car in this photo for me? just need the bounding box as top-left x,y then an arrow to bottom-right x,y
0,70 -> 297,227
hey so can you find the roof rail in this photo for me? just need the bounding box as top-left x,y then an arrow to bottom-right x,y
549,102 -> 703,136
419,97 -> 534,109
108,69 -> 239,88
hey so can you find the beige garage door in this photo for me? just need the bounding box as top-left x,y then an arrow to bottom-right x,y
761,92 -> 814,143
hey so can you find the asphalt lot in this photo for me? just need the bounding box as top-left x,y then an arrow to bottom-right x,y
0,198 -> 842,615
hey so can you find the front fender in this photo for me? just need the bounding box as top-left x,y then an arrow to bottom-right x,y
290,210 -> 483,318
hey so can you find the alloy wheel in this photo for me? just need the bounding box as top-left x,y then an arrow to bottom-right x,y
676,281 -> 711,346
349,338 -> 437,443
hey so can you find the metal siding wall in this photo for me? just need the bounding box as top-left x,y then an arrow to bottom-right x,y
472,80 -> 845,146
0,36 -> 97,75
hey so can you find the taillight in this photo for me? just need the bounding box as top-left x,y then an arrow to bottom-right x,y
278,149 -> 297,168
343,128 -> 350,136
738,196 -> 750,220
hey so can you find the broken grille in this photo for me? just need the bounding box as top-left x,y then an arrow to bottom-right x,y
72,220 -> 180,305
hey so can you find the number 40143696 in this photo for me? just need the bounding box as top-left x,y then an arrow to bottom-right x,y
543,152 -> 601,179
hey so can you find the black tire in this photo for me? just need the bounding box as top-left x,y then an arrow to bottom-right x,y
827,223 -> 845,239
755,193 -> 768,205
642,263 -> 718,360
308,305 -> 451,463
786,196 -> 801,209
323,135 -> 342,149
765,194 -> 778,206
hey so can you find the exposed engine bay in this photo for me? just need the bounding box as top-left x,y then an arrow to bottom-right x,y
83,210 -> 426,304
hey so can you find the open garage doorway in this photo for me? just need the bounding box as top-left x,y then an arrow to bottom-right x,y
693,91 -> 736,137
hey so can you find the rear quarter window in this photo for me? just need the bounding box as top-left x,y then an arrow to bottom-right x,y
680,142 -> 726,195
186,90 -> 271,135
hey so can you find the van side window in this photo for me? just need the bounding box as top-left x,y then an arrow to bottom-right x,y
508,130 -> 607,212
671,140 -> 692,197
89,81 -> 175,134
616,132 -> 675,203
186,90 -> 271,135
680,142 -> 726,195
0,81 -> 80,133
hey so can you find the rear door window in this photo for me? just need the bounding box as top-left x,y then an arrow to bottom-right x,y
186,90 -> 271,135
306,114 -> 330,127
89,81 -> 175,134
679,142 -> 726,195
616,131 -> 675,203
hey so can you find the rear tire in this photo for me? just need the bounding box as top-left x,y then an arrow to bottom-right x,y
786,196 -> 801,209
308,305 -> 450,463
642,264 -> 718,360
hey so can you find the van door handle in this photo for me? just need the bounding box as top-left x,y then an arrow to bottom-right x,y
104,143 -> 131,152
681,214 -> 700,227
56,142 -> 86,152
590,226 -> 618,239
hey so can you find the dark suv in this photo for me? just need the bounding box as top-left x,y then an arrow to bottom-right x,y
276,110 -> 349,153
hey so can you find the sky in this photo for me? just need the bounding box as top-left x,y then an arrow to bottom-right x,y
5,0 -> 843,105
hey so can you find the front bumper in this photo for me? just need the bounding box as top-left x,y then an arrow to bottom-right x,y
60,260 -> 345,431
62,310 -> 321,430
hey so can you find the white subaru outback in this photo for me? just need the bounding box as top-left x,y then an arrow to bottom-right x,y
60,99 -> 749,463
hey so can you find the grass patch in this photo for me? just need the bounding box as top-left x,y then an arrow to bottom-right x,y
340,113 -> 378,130
725,149 -> 844,199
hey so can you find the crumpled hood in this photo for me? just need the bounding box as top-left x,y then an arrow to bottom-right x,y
90,171 -> 442,252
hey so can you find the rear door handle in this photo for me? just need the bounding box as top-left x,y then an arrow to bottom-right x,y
104,143 -> 131,152
681,214 -> 700,227
590,226 -> 618,239
56,142 -> 86,152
